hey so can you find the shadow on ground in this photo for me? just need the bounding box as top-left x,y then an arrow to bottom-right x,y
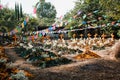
32,59 -> 120,80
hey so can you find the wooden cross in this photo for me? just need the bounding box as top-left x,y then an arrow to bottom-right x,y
84,45 -> 90,54
80,34 -> 83,38
60,34 -> 64,40
94,33 -> 98,38
41,36 -> 44,42
101,33 -> 106,42
13,34 -> 17,43
73,33 -> 76,39
31,35 -> 34,42
111,33 -> 114,41
8,32 -> 10,36
87,33 -> 91,39
46,36 -> 50,40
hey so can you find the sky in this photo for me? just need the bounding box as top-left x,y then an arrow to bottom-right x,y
1,0 -> 76,17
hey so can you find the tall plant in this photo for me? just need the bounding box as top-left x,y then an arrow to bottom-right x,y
35,0 -> 57,26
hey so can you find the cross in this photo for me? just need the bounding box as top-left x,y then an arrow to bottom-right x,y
101,33 -> 106,38
111,33 -> 114,41
60,34 -> 64,40
73,33 -> 76,39
80,34 -> 83,38
101,33 -> 106,42
46,36 -> 50,40
94,33 -> 98,38
8,32 -> 10,36
13,34 -> 17,43
31,35 -> 34,42
41,36 -> 44,42
87,33 -> 91,39
84,45 -> 90,54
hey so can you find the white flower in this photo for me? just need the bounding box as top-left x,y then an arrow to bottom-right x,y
26,47 -> 30,50
92,43 -> 97,46
58,51 -> 62,55
28,43 -> 33,48
58,44 -> 62,47
32,48 -> 36,52
10,70 -> 28,80
23,45 -> 27,48
53,42 -> 57,47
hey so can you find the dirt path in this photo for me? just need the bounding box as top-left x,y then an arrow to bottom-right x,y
4,47 -> 39,70
4,46 -> 120,80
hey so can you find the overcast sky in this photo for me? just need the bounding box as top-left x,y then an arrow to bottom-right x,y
1,0 -> 76,17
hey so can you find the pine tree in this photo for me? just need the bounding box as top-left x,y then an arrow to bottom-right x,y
20,3 -> 23,18
17,3 -> 19,20
15,3 -> 19,20
15,3 -> 18,20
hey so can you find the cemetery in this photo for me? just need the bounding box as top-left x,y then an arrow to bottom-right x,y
0,0 -> 120,80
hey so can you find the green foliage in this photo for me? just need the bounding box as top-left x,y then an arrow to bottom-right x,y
117,30 -> 120,37
21,18 -> 39,32
38,17 -> 55,26
0,7 -> 17,32
15,45 -> 72,68
15,3 -> 23,21
65,19 -> 78,29
100,26 -> 114,36
10,71 -> 29,80
36,2 -> 56,18
100,0 -> 120,20
0,26 -> 8,32
0,3 -> 24,32
20,3 -> 23,18
64,0 -> 120,37
35,0 -> 57,26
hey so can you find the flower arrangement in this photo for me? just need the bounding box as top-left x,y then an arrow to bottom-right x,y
10,70 -> 29,80
0,46 -> 32,80
15,43 -> 72,68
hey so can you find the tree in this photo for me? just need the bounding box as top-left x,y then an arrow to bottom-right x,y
15,3 -> 23,21
21,17 -> 39,32
99,0 -> 120,20
20,3 -> 23,18
0,7 -> 17,32
35,0 -> 57,26
0,3 -> 24,32
64,0 -> 120,37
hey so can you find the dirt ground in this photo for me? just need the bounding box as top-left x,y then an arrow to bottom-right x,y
4,42 -> 120,80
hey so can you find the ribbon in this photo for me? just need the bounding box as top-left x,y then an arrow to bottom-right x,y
93,10 -> 99,13
26,16 -> 29,22
39,33 -> 42,37
0,4 -> 3,10
68,17 -> 72,22
22,23 -> 24,28
77,11 -> 82,15
83,14 -> 87,19
52,25 -> 56,30
24,20 -> 27,26
48,26 -> 53,31
23,37 -> 26,41
33,8 -> 37,14
82,21 -> 87,25
42,31 -> 45,36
